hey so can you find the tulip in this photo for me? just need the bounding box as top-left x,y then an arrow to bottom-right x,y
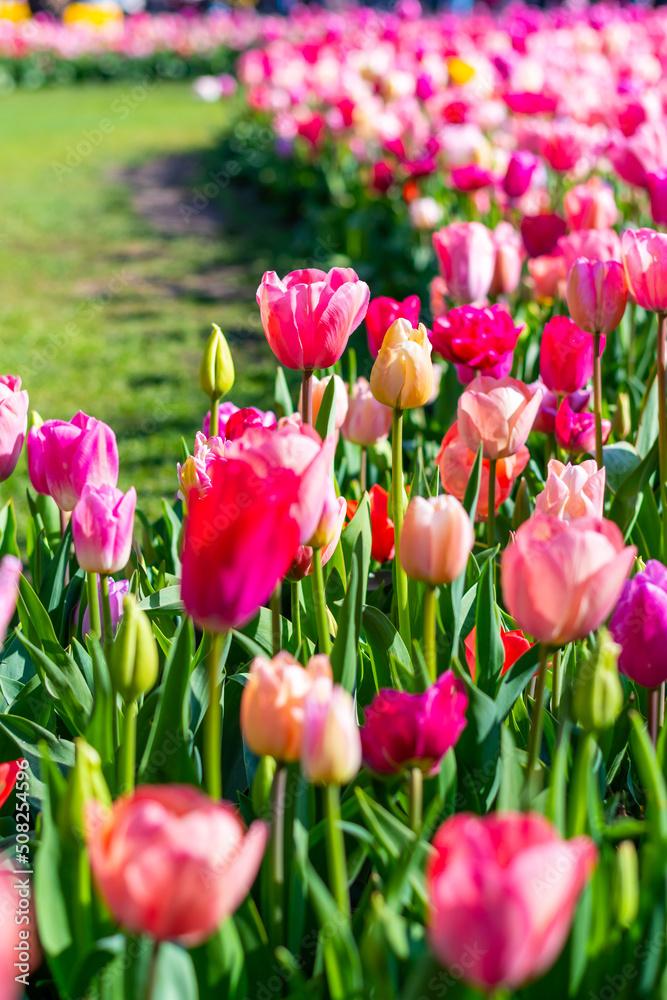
566,258 -> 628,341
224,407 -> 277,441
27,411 -> 119,512
531,382 -> 591,435
450,164 -> 495,191
0,376 -> 28,483
87,785 -> 268,945
72,484 -> 136,575
241,651 -> 332,761
464,626 -> 532,682
457,376 -> 541,461
408,196 -> 443,231
541,125 -> 584,172
361,671 -> 467,775
647,170 -> 667,227
555,397 -> 610,455
200,324 -> 234,436
0,554 -> 21,649
520,213 -> 567,258
502,514 -> 635,647
558,229 -> 622,270
535,459 -> 606,521
430,304 -> 522,384
432,222 -> 495,303
572,628 -> 624,734
564,179 -> 619,231
288,497 -> 346,581
502,150 -> 537,199
110,594 -> 159,704
301,676 -> 361,785
426,812 -> 597,990
0,760 -> 20,811
436,422 -> 529,521
429,276 -> 448,317
610,561 -> 667,690
346,484 -> 395,563
540,315 -> 600,395
365,294 -> 421,359
305,374 -> 348,430
527,254 -> 567,301
489,222 -> 524,297
341,377 -> 392,448
370,319 -> 433,411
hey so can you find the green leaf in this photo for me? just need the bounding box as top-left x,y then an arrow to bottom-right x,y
341,491 -> 372,604
274,365 -> 293,418
602,442 -> 641,493
474,558 -> 505,697
34,756 -> 72,959
629,711 -> 667,844
137,585 -> 184,615
0,714 -> 75,765
361,606 -> 412,697
315,375 -> 337,442
152,944 -> 199,1000
409,447 -> 431,500
636,375 -> 658,458
497,725 -> 523,811
331,554 -> 359,693
161,501 -> 183,577
0,499 -> 20,559
83,638 -> 114,769
494,644 -> 541,723
545,720 -> 572,835
463,443 -> 483,521
17,632 -> 92,734
608,439 -> 658,535
39,520 -> 73,614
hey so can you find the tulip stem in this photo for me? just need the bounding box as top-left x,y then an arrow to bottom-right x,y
525,643 -> 550,795
593,331 -> 604,469
86,571 -> 101,641
392,408 -> 411,653
552,649 -> 563,718
209,395 -> 220,438
360,447 -> 367,494
291,581 -> 302,657
268,763 -> 287,946
204,631 -> 224,799
408,766 -> 423,834
657,313 -> 667,562
423,584 -> 437,684
323,782 -> 350,920
302,369 -> 314,425
487,458 -> 496,547
146,939 -> 160,1000
100,573 -> 114,661
119,699 -> 137,795
271,584 -> 282,656
312,547 -> 332,655
648,686 -> 660,747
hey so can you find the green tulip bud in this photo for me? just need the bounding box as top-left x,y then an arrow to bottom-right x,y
58,739 -> 111,844
251,755 -> 276,819
611,391 -> 632,441
512,477 -> 533,530
28,410 -> 43,432
613,840 -> 639,929
110,594 -> 159,704
200,323 -> 234,400
572,628 -> 624,733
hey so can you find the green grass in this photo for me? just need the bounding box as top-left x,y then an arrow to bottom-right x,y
0,80 -> 282,527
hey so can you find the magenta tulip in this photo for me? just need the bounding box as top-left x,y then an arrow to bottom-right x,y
427,812 -> 597,990
432,222 -> 495,304
27,411 -> 119,512
622,228 -> 667,313
566,258 -> 628,337
502,150 -> 537,199
430,305 -> 522,384
361,671 -> 467,775
647,171 -> 667,227
365,294 -> 421,359
256,267 -> 370,371
555,397 -> 610,455
540,315 -> 601,395
0,376 -> 28,483
0,554 -> 21,649
71,484 -> 136,575
610,561 -> 667,688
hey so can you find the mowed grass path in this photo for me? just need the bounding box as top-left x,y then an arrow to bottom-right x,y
0,81 -> 278,524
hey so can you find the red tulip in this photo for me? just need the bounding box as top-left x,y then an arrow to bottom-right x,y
365,294 -> 421,359
540,315 -> 601,395
464,626 -> 532,682
346,484 -> 395,563
520,213 -> 566,258
0,760 -> 20,811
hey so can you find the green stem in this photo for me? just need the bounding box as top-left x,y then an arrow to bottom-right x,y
648,686 -> 660,747
271,584 -> 281,656
209,395 -> 220,438
487,458 -> 496,547
291,580 -> 302,655
146,939 -> 160,1000
100,574 -> 114,661
423,585 -> 437,684
360,447 -> 367,494
552,649 -> 563,718
593,331 -> 604,469
567,732 -> 593,838
323,783 -> 350,920
392,408 -> 411,652
628,300 -> 636,380
119,700 -> 138,795
525,643 -> 550,793
204,632 -> 224,799
657,314 -> 667,562
312,547 -> 331,654
408,767 -> 423,834
86,571 -> 101,641
302,369 -> 314,425
268,764 -> 287,947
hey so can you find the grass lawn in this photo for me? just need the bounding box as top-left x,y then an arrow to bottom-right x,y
0,80 -> 283,529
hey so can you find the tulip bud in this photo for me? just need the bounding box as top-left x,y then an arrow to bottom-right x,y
58,738 -> 111,843
512,478 -> 533,530
572,628 -> 624,733
301,678 -> 362,784
612,840 -> 639,930
399,495 -> 474,586
370,319 -> 433,410
28,410 -> 43,432
110,594 -> 159,704
612,392 -> 632,441
251,755 -> 277,819
200,323 -> 235,400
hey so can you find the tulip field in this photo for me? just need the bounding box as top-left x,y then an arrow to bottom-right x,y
5,2 -> 667,1000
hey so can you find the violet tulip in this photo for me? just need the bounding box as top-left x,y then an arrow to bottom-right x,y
27,411 -> 119,511
180,456 -> 301,633
0,376 -> 28,483
426,812 -> 597,990
610,561 -> 667,689
432,222 -> 495,304
365,295 -> 421,359
457,376 -> 541,461
87,785 -> 268,945
430,304 -> 522,384
540,315 -> 600,395
501,515 -> 635,646
566,258 -> 628,337
72,485 -> 136,575
80,577 -> 130,641
535,459 -> 606,521
361,671 -> 467,775
256,267 -> 369,371
0,554 -> 21,649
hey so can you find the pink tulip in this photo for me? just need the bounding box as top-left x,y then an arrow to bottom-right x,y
427,812 -> 597,990
202,400 -> 239,437
647,171 -> 667,227
450,163 -> 495,192
555,397 -> 610,455
502,150 -> 537,199
540,125 -> 584,172
566,257 -> 628,337
80,577 -> 130,641
458,376 -> 542,460
527,254 -> 567,301
540,315 -> 600,395
0,376 -> 28,484
365,295 -> 421,359
87,785 -> 268,945
429,276 -> 448,317
0,555 -> 21,649
224,407 -> 277,441
501,515 -> 635,645
301,677 -> 361,784
558,229 -> 622,270
521,214 -> 567,258
399,495 -> 474,585
72,485 -> 136,575
430,305 -> 522,384
608,121 -> 667,189
622,229 -> 667,313
256,268 -> 370,371
27,411 -> 119,512
564,179 -> 619,231
535,459 -> 606,521
341,377 -> 392,446
361,671 -> 467,775
288,496 -> 346,581
436,422 -> 529,521
531,381 -> 591,435
432,222 -> 495,304
489,222 -> 524,297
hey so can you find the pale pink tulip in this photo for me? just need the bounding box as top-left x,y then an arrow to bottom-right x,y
535,459 -> 606,521
558,229 -> 622,271
489,222 -> 524,297
457,376 -> 542,460
564,179 -> 618,231
622,228 -> 667,313
305,374 -> 349,429
341,377 -> 392,446
301,676 -> 361,784
0,555 -> 21,649
399,495 -> 474,585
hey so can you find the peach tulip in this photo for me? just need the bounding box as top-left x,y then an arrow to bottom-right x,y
621,228 -> 667,313
457,376 -> 542,460
399,495 -> 474,585
288,496 -> 346,581
566,258 -> 628,336
341,377 -> 392,446
527,254 -> 567,302
305,374 -> 348,430
501,515 -> 636,646
241,651 -> 332,761
370,319 -> 433,410
301,676 -> 361,784
87,785 -> 267,946
535,459 -> 606,521
436,422 -> 529,521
